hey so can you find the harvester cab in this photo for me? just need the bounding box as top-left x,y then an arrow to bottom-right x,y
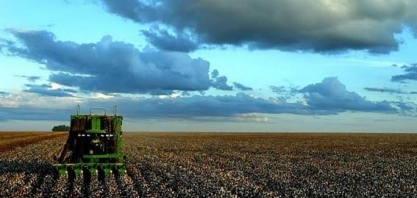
53,105 -> 125,177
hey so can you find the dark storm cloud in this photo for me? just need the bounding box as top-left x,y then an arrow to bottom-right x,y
100,0 -> 417,53
391,63 -> 417,82
24,84 -> 76,97
233,82 -> 252,91
300,77 -> 396,113
3,30 -> 225,94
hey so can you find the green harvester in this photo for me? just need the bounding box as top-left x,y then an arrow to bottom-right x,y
53,105 -> 125,176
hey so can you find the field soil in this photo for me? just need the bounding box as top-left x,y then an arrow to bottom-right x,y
1,132 -> 417,197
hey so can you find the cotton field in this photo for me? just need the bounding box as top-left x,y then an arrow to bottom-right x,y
1,132 -> 417,197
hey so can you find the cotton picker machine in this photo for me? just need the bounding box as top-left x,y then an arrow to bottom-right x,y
53,105 -> 126,177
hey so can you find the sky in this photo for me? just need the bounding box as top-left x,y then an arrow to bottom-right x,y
0,0 -> 417,132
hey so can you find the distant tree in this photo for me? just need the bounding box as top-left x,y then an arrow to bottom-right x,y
52,125 -> 70,132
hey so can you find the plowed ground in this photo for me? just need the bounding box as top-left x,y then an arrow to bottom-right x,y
1,132 -> 417,197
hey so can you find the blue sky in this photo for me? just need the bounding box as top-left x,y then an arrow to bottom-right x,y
1,0 -> 417,132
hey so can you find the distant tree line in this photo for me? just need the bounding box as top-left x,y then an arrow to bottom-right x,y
52,125 -> 70,132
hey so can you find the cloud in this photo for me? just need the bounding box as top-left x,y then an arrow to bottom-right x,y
2,30 -> 231,94
392,101 -> 416,116
270,86 -> 286,94
142,26 -> 199,52
270,85 -> 299,99
99,0 -> 417,53
211,76 -> 232,91
0,92 -> 78,121
103,93 -> 312,118
1,76 -> 416,122
391,63 -> 417,82
234,113 -> 269,123
364,87 -> 407,94
0,106 -> 70,122
233,82 -> 252,91
300,77 -> 397,113
210,69 -> 233,91
0,38 -> 14,52
0,91 -> 309,122
15,75 -> 41,82
24,84 -> 76,97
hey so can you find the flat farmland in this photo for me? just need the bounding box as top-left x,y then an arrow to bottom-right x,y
1,132 -> 417,197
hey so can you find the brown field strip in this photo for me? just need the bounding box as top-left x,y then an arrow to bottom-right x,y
0,132 -> 39,137
0,132 -> 60,142
0,132 -> 67,152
